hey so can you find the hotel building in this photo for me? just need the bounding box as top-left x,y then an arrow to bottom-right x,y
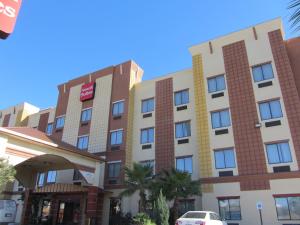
1,18 -> 300,225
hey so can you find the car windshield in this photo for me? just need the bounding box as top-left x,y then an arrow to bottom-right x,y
182,212 -> 206,219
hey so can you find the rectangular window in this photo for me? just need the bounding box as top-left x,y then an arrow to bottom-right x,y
81,108 -> 92,122
46,123 -> 53,136
77,136 -> 89,150
175,121 -> 191,138
140,160 -> 155,176
175,90 -> 189,106
252,63 -> 274,82
141,128 -> 154,144
259,100 -> 283,121
55,116 -> 65,129
214,148 -> 236,169
266,142 -> 292,164
37,172 -> 45,187
112,101 -> 124,116
142,98 -> 154,113
218,198 -> 241,220
110,130 -> 123,145
211,109 -> 231,129
108,162 -> 121,178
208,75 -> 226,93
46,171 -> 57,183
275,196 -> 300,220
176,156 -> 193,174
179,200 -> 195,216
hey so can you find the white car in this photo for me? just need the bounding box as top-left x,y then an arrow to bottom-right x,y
175,211 -> 227,225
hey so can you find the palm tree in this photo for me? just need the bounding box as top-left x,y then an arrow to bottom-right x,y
153,168 -> 201,222
288,0 -> 300,31
120,163 -> 153,213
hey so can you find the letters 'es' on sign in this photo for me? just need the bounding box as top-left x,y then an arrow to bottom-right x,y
0,0 -> 22,39
80,82 -> 96,102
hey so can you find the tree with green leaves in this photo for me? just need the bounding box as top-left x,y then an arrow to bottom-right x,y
288,0 -> 300,31
153,190 -> 169,225
0,158 -> 16,191
154,168 -> 201,223
120,162 -> 153,213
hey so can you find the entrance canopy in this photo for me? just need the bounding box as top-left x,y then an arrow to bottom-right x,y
0,127 -> 105,188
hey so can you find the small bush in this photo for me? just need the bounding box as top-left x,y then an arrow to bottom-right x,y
133,213 -> 156,225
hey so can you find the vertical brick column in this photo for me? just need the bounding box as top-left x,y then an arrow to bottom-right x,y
2,114 -> 10,127
50,197 -> 59,225
155,78 -> 175,172
269,30 -> 300,167
38,112 -> 50,132
86,187 -> 104,225
20,189 -> 33,225
223,40 -> 269,191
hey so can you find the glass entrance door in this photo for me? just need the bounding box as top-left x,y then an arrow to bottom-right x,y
56,201 -> 80,225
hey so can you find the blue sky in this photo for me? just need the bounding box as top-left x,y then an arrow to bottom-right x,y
0,0 -> 297,109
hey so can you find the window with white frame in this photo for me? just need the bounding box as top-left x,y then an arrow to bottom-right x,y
214,148 -> 236,169
275,196 -> 300,220
77,136 -> 89,150
140,160 -> 155,176
110,130 -> 123,145
259,100 -> 283,121
218,198 -> 241,220
81,108 -> 92,122
252,63 -> 274,82
174,90 -> 189,106
176,156 -> 193,174
207,75 -> 226,93
112,101 -> 124,116
46,123 -> 53,136
37,172 -> 45,187
211,109 -> 231,129
141,128 -> 154,144
266,142 -> 292,164
175,121 -> 191,139
46,171 -> 57,183
55,116 -> 65,129
142,98 -> 154,113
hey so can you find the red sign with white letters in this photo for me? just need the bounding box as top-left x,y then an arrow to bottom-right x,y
80,82 -> 96,102
0,0 -> 22,39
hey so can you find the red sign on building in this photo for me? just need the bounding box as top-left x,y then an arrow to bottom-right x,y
80,82 -> 96,102
0,0 -> 22,39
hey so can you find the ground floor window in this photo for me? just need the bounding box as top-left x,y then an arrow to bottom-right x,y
275,196 -> 300,220
218,197 -> 241,220
179,199 -> 195,216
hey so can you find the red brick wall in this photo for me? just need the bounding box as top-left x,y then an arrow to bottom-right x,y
155,78 -> 175,172
223,40 -> 269,191
38,112 -> 49,132
285,37 -> 300,98
269,30 -> 300,168
2,113 -> 10,127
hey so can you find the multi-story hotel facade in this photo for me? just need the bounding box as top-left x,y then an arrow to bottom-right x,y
1,18 -> 300,225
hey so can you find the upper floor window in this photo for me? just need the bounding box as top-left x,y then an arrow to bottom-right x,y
176,156 -> 193,174
266,142 -> 292,164
211,109 -> 231,129
214,148 -> 236,169
55,116 -> 65,129
275,196 -> 300,220
46,123 -> 53,136
46,171 -> 57,183
108,162 -> 121,178
37,172 -> 45,187
81,108 -> 92,122
112,101 -> 124,116
141,128 -> 154,144
142,98 -> 154,113
140,160 -> 155,176
208,75 -> 226,93
77,136 -> 89,150
175,89 -> 189,106
110,130 -> 123,145
218,198 -> 241,220
175,121 -> 191,139
259,100 -> 282,121
252,63 -> 274,82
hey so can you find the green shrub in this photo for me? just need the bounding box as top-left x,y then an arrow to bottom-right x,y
133,213 -> 156,225
153,190 -> 169,225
